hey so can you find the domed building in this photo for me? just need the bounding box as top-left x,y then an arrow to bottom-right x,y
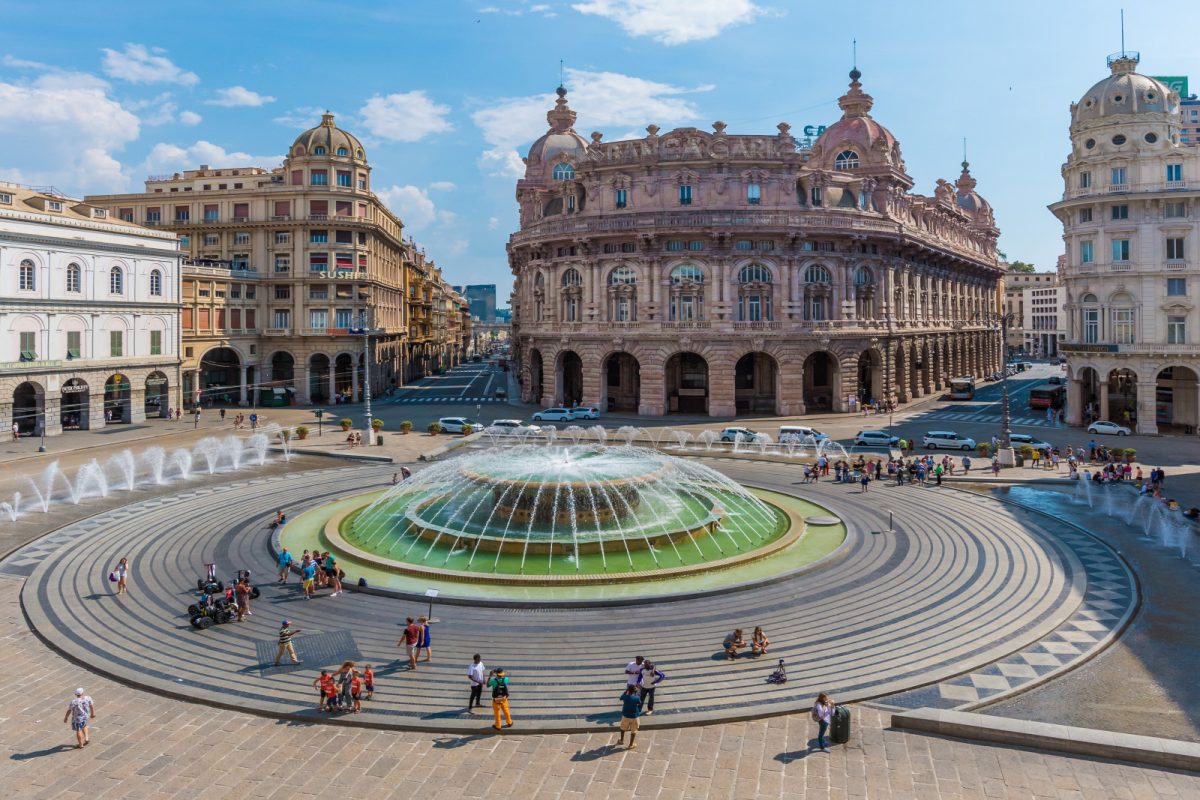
86,114 -> 472,409
1052,53 -> 1200,434
508,71 -> 1004,417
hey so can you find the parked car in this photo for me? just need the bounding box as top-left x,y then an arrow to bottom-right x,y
438,416 -> 481,433
490,419 -> 541,434
1087,420 -> 1131,436
532,408 -> 575,422
922,431 -> 977,451
572,406 -> 601,420
778,425 -> 829,443
1009,433 -> 1053,452
719,427 -> 758,442
854,430 -> 900,447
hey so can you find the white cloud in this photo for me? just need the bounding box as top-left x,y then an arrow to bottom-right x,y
487,216 -> 500,230
179,110 -> 202,125
136,140 -> 282,176
2,54 -> 51,69
572,0 -> 763,44
444,239 -> 469,257
101,43 -> 199,86
359,91 -> 453,142
377,184 -> 438,230
428,181 -> 457,191
0,72 -> 140,192
273,106 -> 333,129
207,86 -> 277,107
471,67 -> 708,177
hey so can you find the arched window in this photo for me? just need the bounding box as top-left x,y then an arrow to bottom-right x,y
356,149 -> 363,158
66,262 -> 82,293
562,268 -> 582,286
552,162 -> 575,181
1081,293 -> 1097,303
534,272 -> 545,288
670,264 -> 704,283
336,147 -> 348,156
834,150 -> 860,170
110,266 -> 123,294
804,264 -> 832,283
739,264 -> 772,284
313,146 -> 326,155
854,266 -> 873,286
608,266 -> 637,284
18,259 -> 36,291
150,269 -> 163,296
1081,293 -> 1100,343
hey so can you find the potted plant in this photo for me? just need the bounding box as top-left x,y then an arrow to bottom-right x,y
427,421 -> 442,436
399,420 -> 413,435
295,426 -> 309,440
280,428 -> 292,442
976,442 -> 991,458
339,418 -> 353,431
371,419 -> 385,432
1121,448 -> 1136,461
1017,444 -> 1034,466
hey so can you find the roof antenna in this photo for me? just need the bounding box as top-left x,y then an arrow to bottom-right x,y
963,137 -> 967,164
852,38 -> 857,70
1120,8 -> 1125,56
559,58 -> 564,89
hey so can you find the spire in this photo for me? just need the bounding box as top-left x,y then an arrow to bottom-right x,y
956,158 -> 977,193
546,85 -> 577,133
321,111 -> 335,126
837,67 -> 873,118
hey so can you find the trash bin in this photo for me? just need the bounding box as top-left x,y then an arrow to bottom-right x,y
377,435 -> 384,446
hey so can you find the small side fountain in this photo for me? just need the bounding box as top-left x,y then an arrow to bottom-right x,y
698,430 -> 718,451
753,432 -> 773,454
617,426 -> 639,447
27,462 -> 59,512
222,436 -> 244,471
589,426 -> 608,446
671,430 -> 694,450
142,447 -> 167,485
171,448 -> 194,480
194,437 -> 223,474
249,433 -> 270,466
1,492 -> 19,521
106,450 -> 137,492
70,460 -> 109,504
1073,472 -> 1094,507
563,425 -> 585,446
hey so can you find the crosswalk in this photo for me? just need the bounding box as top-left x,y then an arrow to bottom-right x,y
919,410 -> 1061,428
388,395 -> 506,404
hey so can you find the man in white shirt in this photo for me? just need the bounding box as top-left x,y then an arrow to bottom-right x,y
625,656 -> 644,687
468,654 -> 486,712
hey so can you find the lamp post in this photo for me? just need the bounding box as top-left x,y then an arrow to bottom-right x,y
991,312 -> 1017,466
313,408 -> 325,438
354,309 -> 375,445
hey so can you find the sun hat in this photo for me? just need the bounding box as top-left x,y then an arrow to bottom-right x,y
74,688 -> 84,696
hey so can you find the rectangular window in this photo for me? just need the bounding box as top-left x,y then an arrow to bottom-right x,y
678,185 -> 692,205
1080,241 -> 1094,263
1168,316 -> 1186,344
1079,208 -> 1093,223
19,331 -> 36,360
357,174 -> 367,190
179,235 -> 190,249
621,242 -> 636,253
1112,308 -> 1135,344
309,286 -> 328,300
230,309 -> 241,329
146,207 -> 161,222
758,240 -> 775,251
272,310 -> 290,329
335,229 -> 353,244
275,231 -> 290,245
233,232 -> 250,246
274,200 -> 290,218
229,285 -> 241,299
175,206 -> 190,221
182,308 -> 194,329
119,207 -> 133,222
567,194 -> 576,212
1167,277 -> 1187,296
337,171 -> 351,187
747,295 -> 762,321
274,286 -> 290,300
244,286 -> 256,299
310,230 -> 328,243
150,330 -> 162,355
1111,167 -> 1127,186
335,309 -> 354,328
666,240 -> 685,252
615,188 -> 627,209
735,240 -> 753,251
274,256 -> 290,273
110,330 -> 123,357
1165,201 -> 1187,218
245,310 -> 256,329
615,297 -> 630,322
1111,204 -> 1128,220
204,233 -> 219,246
66,330 -> 81,359
336,201 -> 352,218
811,186 -> 822,205
203,204 -> 219,221
1079,172 -> 1091,189
233,202 -> 249,219
310,310 -> 328,329
687,240 -> 704,251
309,252 -> 328,272
1167,237 -> 1186,260
1111,239 -> 1130,261
231,254 -> 249,271
1167,163 -> 1183,182
335,252 -> 353,269
747,183 -> 761,204
311,171 -> 328,186
19,261 -> 35,290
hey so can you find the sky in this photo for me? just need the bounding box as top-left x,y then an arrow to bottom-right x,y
2,0 -> 1199,302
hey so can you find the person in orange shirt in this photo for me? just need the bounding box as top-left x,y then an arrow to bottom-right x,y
350,670 -> 363,713
363,665 -> 375,700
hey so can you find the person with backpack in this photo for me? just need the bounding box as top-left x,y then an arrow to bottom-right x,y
811,692 -> 835,752
616,684 -> 642,750
488,667 -> 512,730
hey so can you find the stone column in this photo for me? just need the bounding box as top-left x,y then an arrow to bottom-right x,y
638,360 -> 666,416
328,369 -> 337,403
297,363 -> 311,405
708,354 -> 736,417
581,352 -> 602,409
129,388 -> 146,424
89,391 -> 106,429
0,401 -> 10,437
351,366 -> 360,403
1067,378 -> 1083,426
1136,380 -> 1159,435
239,365 -> 249,406
43,396 -> 63,436
1098,380 -> 1110,421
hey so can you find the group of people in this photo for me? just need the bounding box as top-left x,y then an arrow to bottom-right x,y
313,661 -> 374,713
617,656 -> 668,749
276,547 -> 343,599
227,411 -> 258,430
346,431 -> 365,447
722,627 -> 771,658
398,616 -> 433,669
859,398 -> 898,415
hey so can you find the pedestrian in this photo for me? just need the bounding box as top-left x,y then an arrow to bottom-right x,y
235,576 -> 251,622
11,421 -> 18,441
220,408 -> 226,421
335,660 -> 356,711
468,654 -> 486,712
962,455 -> 972,473
752,625 -> 771,655
991,458 -> 1001,476
250,412 -> 258,430
811,692 -> 835,752
64,688 -> 95,749
860,471 -> 870,493
401,466 -> 412,480
488,668 -> 513,730
364,665 -> 375,700
625,655 -> 644,687
175,408 -> 182,422
399,616 -> 421,670
638,660 -> 666,715
301,557 -> 316,599
934,463 -> 943,487
114,557 -> 129,595
417,615 -> 432,662
350,668 -> 363,713
274,619 -> 301,666
277,547 -> 293,583
392,472 -> 399,485
616,684 -> 641,750
326,554 -> 342,596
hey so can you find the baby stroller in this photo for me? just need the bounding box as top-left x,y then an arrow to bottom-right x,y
766,658 -> 787,685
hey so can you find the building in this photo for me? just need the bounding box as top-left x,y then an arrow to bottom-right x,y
1153,76 -> 1198,145
86,114 -> 440,407
1052,53 -> 1200,433
508,72 -> 1004,417
1003,271 -> 1062,357
1,182 -> 182,435
454,284 -> 498,323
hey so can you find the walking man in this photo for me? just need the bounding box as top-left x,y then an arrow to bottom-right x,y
467,654 -> 486,712
860,470 -> 871,493
399,616 -> 421,670
488,668 -> 513,730
616,684 -> 641,750
250,412 -> 258,431
64,688 -> 95,748
638,660 -> 666,715
277,547 -> 294,583
274,620 -> 301,666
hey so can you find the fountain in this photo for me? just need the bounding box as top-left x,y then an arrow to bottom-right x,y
817,438 -> 849,461
106,450 -> 137,492
671,430 -> 694,450
27,463 -> 59,512
616,426 -> 639,447
248,433 -> 269,466
70,460 -> 109,504
698,430 -> 718,451
171,448 -> 194,480
142,447 -> 167,485
589,426 -> 608,446
562,425 -> 585,446
1102,485 -> 1121,518
1073,472 -> 1094,507
263,423 -> 293,462
753,432 -> 773,454
1,492 -> 19,521
194,437 -> 223,474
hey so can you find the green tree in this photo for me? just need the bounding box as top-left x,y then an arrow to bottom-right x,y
1007,260 -> 1037,273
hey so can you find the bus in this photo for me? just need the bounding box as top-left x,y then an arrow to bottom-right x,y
947,377 -> 976,400
1029,383 -> 1065,410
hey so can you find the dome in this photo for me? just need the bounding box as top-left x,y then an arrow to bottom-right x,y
526,87 -> 588,165
291,113 -> 366,160
954,160 -> 995,226
811,69 -> 903,171
1073,55 -> 1178,125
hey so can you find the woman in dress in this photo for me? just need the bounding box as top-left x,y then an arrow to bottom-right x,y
115,557 -> 130,595
418,615 -> 432,662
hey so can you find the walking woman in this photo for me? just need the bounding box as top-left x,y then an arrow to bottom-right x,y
811,692 -> 835,752
418,615 -> 432,662
64,688 -> 95,748
115,557 -> 130,595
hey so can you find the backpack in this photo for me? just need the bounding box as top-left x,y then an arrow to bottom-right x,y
492,678 -> 509,699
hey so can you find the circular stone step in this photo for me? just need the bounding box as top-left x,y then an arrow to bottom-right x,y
806,515 -> 842,526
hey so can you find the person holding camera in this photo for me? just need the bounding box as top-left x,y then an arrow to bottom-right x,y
487,667 -> 513,730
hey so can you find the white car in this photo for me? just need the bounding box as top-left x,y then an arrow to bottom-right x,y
1087,420 -> 1131,436
490,419 -> 541,434
719,427 -> 757,442
778,425 -> 830,443
922,431 -> 976,451
854,430 -> 900,447
572,406 -> 601,420
1009,433 -> 1052,451
532,408 -> 575,422
438,416 -> 480,433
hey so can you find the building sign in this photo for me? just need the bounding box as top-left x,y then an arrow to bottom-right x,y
146,376 -> 168,386
317,270 -> 368,280
1152,76 -> 1189,97
1061,343 -> 1117,354
61,383 -> 88,394
802,124 -> 828,137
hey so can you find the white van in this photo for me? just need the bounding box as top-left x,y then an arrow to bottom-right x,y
778,425 -> 830,443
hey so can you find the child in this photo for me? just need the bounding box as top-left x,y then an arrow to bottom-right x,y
312,671 -> 331,711
351,669 -> 363,713
364,665 -> 375,700
322,672 -> 339,712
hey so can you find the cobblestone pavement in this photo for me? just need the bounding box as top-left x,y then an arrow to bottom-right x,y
3,575 -> 1198,799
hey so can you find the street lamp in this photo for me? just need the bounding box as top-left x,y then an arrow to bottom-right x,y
977,311 -> 1017,465
313,408 -> 325,438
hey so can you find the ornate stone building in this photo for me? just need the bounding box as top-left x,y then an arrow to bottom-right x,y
1053,54 -> 1200,433
508,71 -> 1004,417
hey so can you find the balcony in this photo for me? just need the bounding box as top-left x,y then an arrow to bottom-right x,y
662,320 -> 711,329
265,327 -> 291,336
1110,262 -> 1133,271
732,320 -> 783,330
1108,183 -> 1130,194
1063,180 -> 1193,200
1166,260 -> 1187,271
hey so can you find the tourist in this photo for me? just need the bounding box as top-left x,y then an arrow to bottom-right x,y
300,558 -> 316,599
638,660 -> 666,714
934,463 -> 943,487
277,547 -> 293,583
364,665 -> 375,700
751,626 -> 771,655
860,470 -> 870,493
350,667 -> 364,712
268,509 -> 285,530
392,472 -> 399,485
274,620 -> 301,666
811,692 -> 835,752
723,629 -> 746,659
488,668 -> 513,730
895,462 -> 905,486
401,466 -> 412,480
314,670 -> 337,712
334,661 -> 356,711
400,616 -> 421,670
64,688 -> 95,749
897,437 -> 907,453
326,554 -> 342,596
219,408 -> 226,421
235,577 -> 251,622
417,615 -> 432,661
991,458 -> 1001,477
625,655 -> 645,688
616,684 -> 642,750
249,413 -> 258,430
114,557 -> 129,595
175,408 -> 183,422
11,421 -> 18,441
468,654 -> 486,712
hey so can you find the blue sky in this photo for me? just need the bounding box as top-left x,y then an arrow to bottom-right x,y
2,0 -> 1198,301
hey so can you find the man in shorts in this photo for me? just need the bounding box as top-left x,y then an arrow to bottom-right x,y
301,558 -> 317,599
617,684 -> 641,749
399,616 -> 421,670
277,547 -> 294,583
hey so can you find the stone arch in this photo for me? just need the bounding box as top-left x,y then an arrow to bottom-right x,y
665,351 -> 709,414
555,349 -> 584,406
856,347 -> 884,406
12,380 -> 45,435
1156,365 -> 1199,431
309,353 -> 332,402
60,378 -> 89,430
199,347 -> 243,406
734,351 -> 779,415
1107,367 -> 1138,426
269,350 -> 296,394
103,373 -> 131,424
802,350 -> 839,411
333,353 -> 356,400
145,371 -> 169,417
602,351 -> 641,413
893,342 -> 908,402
